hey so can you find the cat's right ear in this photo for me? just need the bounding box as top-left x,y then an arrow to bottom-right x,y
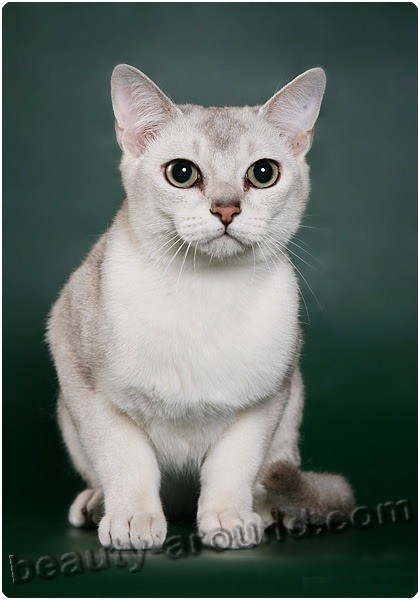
111,64 -> 181,156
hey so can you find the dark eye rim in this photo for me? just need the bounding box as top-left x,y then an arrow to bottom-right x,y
164,158 -> 202,188
246,158 -> 280,189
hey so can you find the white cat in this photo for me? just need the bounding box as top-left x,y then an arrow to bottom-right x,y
47,64 -> 354,550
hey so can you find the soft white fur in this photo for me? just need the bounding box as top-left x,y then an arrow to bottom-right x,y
48,65 -> 327,550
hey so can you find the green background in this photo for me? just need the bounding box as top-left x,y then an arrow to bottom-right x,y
3,2 -> 417,597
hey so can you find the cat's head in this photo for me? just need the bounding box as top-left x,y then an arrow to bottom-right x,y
111,64 -> 326,264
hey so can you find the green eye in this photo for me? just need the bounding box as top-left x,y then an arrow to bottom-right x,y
246,159 -> 279,188
165,159 -> 201,188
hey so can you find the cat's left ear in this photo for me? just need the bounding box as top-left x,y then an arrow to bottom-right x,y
259,68 -> 326,157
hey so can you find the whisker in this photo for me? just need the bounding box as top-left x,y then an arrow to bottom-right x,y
261,237 -> 311,325
256,240 -> 272,274
149,232 -> 181,262
283,245 -> 319,272
176,242 -> 191,294
251,243 -> 256,285
264,233 -> 319,273
288,239 -> 323,266
298,224 -> 327,231
282,248 -> 322,315
152,238 -> 186,310
258,238 -> 299,327
193,241 -> 198,276
291,235 -> 312,249
154,235 -> 183,264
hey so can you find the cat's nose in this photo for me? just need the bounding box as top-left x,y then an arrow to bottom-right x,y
210,203 -> 241,226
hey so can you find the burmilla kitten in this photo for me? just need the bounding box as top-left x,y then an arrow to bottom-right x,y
47,64 -> 355,550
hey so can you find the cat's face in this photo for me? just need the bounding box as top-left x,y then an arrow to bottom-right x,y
112,65 -> 326,263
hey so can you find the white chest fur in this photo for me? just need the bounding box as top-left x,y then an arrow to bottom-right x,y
95,227 -> 299,471
101,227 -> 299,415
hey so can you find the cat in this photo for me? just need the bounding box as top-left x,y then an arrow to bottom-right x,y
47,64 -> 355,550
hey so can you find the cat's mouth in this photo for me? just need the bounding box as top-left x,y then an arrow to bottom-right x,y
220,231 -> 236,240
208,231 -> 242,244
197,230 -> 246,257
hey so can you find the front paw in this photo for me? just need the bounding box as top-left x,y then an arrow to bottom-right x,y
98,511 -> 167,550
198,509 -> 264,549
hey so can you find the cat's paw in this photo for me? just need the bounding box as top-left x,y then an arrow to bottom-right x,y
69,488 -> 104,528
98,511 -> 167,550
198,509 -> 264,549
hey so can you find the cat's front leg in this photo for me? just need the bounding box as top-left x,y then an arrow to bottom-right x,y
63,390 -> 166,550
197,399 -> 280,549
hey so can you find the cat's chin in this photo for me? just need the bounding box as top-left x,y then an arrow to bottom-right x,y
198,233 -> 246,259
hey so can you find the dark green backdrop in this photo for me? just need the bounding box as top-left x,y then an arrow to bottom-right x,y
3,3 -> 417,597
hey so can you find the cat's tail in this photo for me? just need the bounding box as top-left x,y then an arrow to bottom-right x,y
261,461 -> 356,525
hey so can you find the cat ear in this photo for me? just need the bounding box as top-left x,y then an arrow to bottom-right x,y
259,68 -> 326,157
111,64 -> 181,156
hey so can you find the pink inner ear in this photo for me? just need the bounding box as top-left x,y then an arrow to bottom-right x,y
115,122 -> 144,155
291,130 -> 313,156
114,93 -> 167,155
112,66 -> 181,155
114,120 -> 124,150
260,69 -> 326,152
119,128 -> 150,156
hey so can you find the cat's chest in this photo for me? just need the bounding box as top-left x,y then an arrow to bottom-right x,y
102,259 -> 298,410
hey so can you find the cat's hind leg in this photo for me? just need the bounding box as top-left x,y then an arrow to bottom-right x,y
57,393 -> 104,527
68,488 -> 104,528
254,368 -> 304,526
255,369 -> 355,526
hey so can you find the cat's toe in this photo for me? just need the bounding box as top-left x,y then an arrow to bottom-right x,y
98,511 -> 167,550
100,514 -> 130,549
198,509 -> 264,549
129,512 -> 167,550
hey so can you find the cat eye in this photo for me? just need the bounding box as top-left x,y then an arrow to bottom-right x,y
165,159 -> 201,188
246,159 -> 279,189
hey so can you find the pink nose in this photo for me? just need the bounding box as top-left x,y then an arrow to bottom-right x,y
210,204 -> 241,226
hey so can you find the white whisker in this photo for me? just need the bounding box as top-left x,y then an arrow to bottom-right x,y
176,242 -> 191,295
193,241 -> 198,276
256,240 -> 272,274
152,238 -> 186,312
154,235 -> 183,264
149,233 -> 181,262
298,224 -> 326,231
261,237 -> 311,325
264,233 -> 323,312
264,232 -> 319,273
289,238 -> 323,266
251,243 -> 256,285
